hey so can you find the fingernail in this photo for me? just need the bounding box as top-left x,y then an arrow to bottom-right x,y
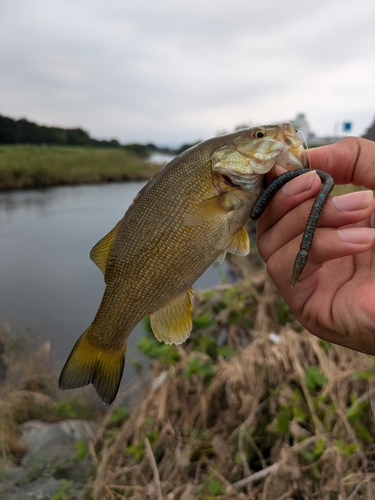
338,227 -> 375,243
281,171 -> 316,196
333,190 -> 374,211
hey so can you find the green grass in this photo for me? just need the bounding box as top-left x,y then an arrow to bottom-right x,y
0,145 -> 161,190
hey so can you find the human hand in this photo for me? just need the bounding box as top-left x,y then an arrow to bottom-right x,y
257,137 -> 375,354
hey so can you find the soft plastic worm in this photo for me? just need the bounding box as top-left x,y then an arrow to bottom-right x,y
250,169 -> 334,287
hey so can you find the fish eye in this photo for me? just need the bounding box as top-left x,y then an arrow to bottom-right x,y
252,129 -> 265,139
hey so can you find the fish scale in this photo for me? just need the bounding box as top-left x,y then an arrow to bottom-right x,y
59,123 -> 309,404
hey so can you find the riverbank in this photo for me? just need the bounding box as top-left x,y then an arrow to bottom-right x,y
1,254 -> 375,499
0,145 -> 162,190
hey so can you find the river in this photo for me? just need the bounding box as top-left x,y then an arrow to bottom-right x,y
0,180 -> 224,383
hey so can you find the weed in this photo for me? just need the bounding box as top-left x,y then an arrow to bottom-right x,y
137,334 -> 181,365
107,406 -> 130,428
198,475 -> 226,498
76,440 -> 88,460
184,355 -> 216,384
58,401 -> 78,419
50,479 -> 74,500
305,365 -> 327,393
126,443 -> 144,463
26,454 -> 72,481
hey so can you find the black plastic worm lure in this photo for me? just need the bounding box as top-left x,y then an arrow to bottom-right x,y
250,169 -> 334,287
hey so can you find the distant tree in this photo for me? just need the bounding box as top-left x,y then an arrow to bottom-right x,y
0,115 -> 20,143
0,114 -> 118,147
123,143 -> 150,158
17,118 -> 45,143
65,127 -> 91,145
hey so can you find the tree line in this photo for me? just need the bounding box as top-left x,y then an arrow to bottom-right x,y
0,114 -> 198,156
0,114 -> 121,148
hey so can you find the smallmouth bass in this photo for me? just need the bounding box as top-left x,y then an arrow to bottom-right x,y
59,123 -> 306,404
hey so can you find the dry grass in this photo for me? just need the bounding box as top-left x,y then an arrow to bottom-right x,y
1,255 -> 375,499
90,263 -> 375,500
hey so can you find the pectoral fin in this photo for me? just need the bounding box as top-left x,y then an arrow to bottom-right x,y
150,288 -> 194,345
90,221 -> 121,273
184,196 -> 228,227
222,225 -> 250,256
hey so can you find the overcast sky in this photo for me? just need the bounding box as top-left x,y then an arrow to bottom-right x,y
1,0 -> 374,146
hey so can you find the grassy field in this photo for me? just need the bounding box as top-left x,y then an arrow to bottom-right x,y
0,145 -> 161,190
0,145 -> 363,196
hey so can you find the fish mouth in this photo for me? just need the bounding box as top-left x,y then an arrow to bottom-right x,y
274,124 -> 308,170
222,173 -> 241,188
221,170 -> 265,193
276,145 -> 307,171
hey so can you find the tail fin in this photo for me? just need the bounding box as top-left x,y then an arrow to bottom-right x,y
58,327 -> 126,405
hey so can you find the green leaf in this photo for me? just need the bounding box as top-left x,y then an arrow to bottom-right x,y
275,406 -> 293,436
50,480 -> 74,500
314,437 -> 326,456
75,440 -> 88,460
208,476 -> 225,496
126,444 -> 144,462
318,339 -> 333,353
137,336 -> 180,365
184,356 -> 216,383
334,440 -> 358,456
217,345 -> 236,359
108,406 -> 130,427
354,422 -> 373,443
346,398 -> 369,422
305,366 -> 327,392
193,314 -> 215,329
147,430 -> 159,446
353,370 -> 375,380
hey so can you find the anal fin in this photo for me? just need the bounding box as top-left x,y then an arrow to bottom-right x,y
150,288 -> 194,345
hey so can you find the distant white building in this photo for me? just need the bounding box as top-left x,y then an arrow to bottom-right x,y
290,113 -> 314,143
289,113 -> 337,147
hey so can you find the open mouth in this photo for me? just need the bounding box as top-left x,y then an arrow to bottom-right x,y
222,173 -> 239,187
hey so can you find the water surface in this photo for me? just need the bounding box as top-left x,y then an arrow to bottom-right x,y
0,182 -> 223,382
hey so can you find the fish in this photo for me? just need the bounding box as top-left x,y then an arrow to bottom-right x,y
59,122 -> 306,404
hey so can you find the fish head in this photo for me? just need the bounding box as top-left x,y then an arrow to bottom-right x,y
211,123 -> 307,192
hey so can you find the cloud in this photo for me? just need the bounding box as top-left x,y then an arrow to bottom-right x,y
1,0 -> 374,145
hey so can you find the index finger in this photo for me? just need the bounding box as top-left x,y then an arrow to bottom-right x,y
308,137 -> 375,188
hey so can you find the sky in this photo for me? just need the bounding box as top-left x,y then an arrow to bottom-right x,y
1,0 -> 374,147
